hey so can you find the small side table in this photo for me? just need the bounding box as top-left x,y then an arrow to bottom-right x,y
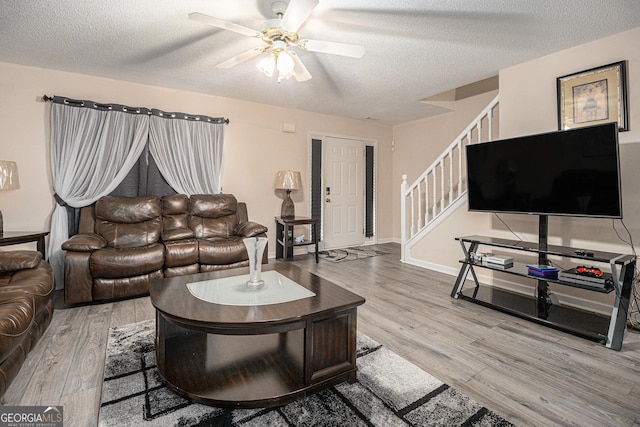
0,231 -> 49,258
275,217 -> 320,263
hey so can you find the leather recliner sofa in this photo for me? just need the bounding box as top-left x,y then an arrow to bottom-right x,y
62,194 -> 268,305
0,251 -> 55,397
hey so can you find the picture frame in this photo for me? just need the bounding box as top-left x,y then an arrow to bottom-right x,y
557,61 -> 628,132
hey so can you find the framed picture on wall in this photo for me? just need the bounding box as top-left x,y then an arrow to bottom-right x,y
557,61 -> 628,131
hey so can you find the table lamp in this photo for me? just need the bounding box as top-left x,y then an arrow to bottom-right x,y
0,160 -> 20,235
275,170 -> 302,218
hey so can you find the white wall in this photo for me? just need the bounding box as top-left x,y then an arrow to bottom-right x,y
499,28 -> 640,252
0,61 -> 394,257
493,26 -> 640,310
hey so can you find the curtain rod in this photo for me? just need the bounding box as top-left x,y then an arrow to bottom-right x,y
42,95 -> 230,125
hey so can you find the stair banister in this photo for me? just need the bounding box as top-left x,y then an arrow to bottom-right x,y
400,94 -> 499,262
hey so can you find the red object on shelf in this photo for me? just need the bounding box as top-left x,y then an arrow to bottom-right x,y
576,266 -> 603,277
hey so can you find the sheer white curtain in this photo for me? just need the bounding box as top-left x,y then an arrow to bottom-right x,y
149,115 -> 224,195
47,103 -> 149,288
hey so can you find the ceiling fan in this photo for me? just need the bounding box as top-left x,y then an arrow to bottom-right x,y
189,0 -> 366,82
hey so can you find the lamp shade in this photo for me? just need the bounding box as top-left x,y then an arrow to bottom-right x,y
0,161 -> 19,190
275,170 -> 302,191
257,52 -> 276,77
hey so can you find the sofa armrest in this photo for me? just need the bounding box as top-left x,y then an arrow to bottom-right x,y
61,233 -> 107,252
234,221 -> 268,237
0,251 -> 42,274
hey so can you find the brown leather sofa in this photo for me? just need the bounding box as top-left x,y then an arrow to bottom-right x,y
62,194 -> 268,305
0,251 -> 55,397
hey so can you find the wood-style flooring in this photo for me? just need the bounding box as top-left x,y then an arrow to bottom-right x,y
2,243 -> 639,426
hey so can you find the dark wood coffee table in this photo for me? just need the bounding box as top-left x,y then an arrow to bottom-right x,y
149,263 -> 365,408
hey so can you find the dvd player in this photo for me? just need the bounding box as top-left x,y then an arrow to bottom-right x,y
558,268 -> 612,289
484,255 -> 514,266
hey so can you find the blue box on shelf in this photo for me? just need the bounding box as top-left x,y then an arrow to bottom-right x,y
526,264 -> 559,279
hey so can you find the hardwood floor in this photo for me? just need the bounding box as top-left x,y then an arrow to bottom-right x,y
2,243 -> 639,426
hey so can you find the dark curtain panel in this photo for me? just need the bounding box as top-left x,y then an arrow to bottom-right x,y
66,207 -> 81,237
311,139 -> 323,241
109,145 -> 176,198
365,145 -> 375,237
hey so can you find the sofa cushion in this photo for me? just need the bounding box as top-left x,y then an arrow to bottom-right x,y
190,194 -> 237,219
189,195 -> 239,239
162,194 -> 189,215
96,196 -> 162,223
90,244 -> 165,279
201,260 -> 249,272
162,195 -> 194,241
93,270 -> 163,301
198,236 -> 248,265
164,239 -> 198,267
164,264 -> 199,277
0,251 -> 42,274
190,215 -> 238,239
162,228 -> 195,241
0,261 -> 55,310
0,292 -> 33,364
95,196 -> 162,248
97,219 -> 162,249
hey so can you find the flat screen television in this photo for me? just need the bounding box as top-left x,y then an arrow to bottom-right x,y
466,122 -> 622,218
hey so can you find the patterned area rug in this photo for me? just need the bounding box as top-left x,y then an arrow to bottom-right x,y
318,246 -> 389,262
98,320 -> 513,427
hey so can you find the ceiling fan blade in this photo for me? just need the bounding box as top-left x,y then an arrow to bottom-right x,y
289,52 -> 312,82
279,0 -> 319,33
189,12 -> 260,37
217,47 -> 266,69
298,39 -> 365,58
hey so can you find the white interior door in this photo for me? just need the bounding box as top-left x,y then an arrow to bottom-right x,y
323,136 -> 365,249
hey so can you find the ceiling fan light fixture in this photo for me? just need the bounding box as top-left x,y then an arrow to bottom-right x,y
257,52 -> 276,77
276,50 -> 295,76
191,0 -> 360,83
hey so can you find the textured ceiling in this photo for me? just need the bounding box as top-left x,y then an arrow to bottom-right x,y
1,0 -> 639,125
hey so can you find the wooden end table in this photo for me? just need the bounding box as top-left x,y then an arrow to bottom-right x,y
0,231 -> 49,258
275,217 -> 320,263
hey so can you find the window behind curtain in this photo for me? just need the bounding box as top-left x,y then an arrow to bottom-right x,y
109,146 -> 176,198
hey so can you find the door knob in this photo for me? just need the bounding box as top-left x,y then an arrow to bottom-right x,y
326,198 -> 331,203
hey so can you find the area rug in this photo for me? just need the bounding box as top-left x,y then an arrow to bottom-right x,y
98,320 -> 513,427
318,246 -> 389,262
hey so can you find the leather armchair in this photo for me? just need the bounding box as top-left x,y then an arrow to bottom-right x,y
0,251 -> 55,397
63,196 -> 164,304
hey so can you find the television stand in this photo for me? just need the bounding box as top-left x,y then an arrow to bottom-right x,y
451,235 -> 635,350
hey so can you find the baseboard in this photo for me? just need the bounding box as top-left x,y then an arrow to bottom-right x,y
402,256 -> 460,276
376,237 -> 396,244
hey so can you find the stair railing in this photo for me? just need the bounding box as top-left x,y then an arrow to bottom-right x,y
401,95 -> 499,261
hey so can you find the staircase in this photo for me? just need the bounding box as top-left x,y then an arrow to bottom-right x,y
400,95 -> 499,262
